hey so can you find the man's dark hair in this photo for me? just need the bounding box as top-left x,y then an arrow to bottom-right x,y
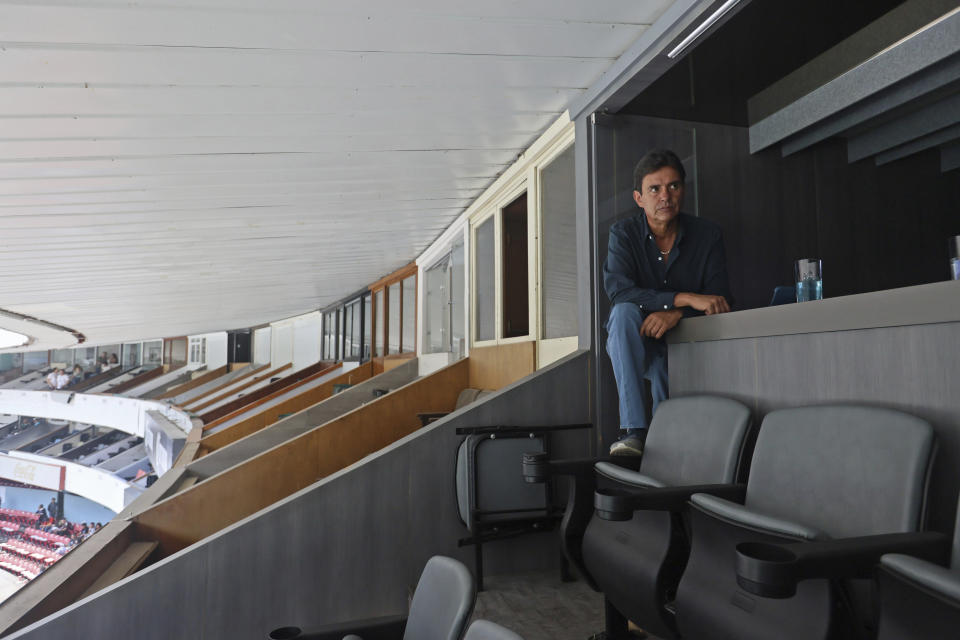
633,149 -> 686,191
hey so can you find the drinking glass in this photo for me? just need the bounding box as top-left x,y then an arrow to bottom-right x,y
950,236 -> 960,281
795,258 -> 823,302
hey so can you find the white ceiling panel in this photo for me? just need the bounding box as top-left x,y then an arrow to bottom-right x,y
0,0 -> 679,349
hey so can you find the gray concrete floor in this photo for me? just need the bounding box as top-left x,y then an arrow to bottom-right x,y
472,571 -> 666,640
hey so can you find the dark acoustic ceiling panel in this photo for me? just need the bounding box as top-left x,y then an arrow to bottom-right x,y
750,9 -> 960,172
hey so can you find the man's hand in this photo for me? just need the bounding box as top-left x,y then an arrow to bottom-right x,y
674,292 -> 731,315
641,309 -> 683,339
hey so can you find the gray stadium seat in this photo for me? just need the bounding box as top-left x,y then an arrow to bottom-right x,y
874,493 -> 960,640
268,555 -> 475,640
582,395 -> 753,639
679,405 -> 939,640
462,620 -> 525,640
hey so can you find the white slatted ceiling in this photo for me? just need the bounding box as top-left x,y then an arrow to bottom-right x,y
0,0 -> 676,348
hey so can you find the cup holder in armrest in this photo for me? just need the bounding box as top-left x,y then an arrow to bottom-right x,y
521,452 -> 549,483
736,542 -> 800,599
594,488 -> 636,522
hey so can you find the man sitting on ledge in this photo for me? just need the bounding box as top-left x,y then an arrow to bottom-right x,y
604,149 -> 733,455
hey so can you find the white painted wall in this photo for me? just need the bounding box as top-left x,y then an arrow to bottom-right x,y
194,331 -> 228,369
271,311 -> 321,372
0,390 -> 194,475
253,327 -> 271,365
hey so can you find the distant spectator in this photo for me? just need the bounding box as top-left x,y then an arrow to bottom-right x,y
55,369 -> 71,390
47,498 -> 57,519
71,365 -> 85,384
96,353 -> 108,373
45,369 -> 61,389
101,353 -> 119,372
36,504 -> 47,521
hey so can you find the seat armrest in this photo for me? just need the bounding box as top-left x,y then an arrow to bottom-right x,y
268,614 -> 407,640
736,531 -> 951,599
595,483 -> 747,521
691,493 -> 824,540
881,553 -> 960,607
521,454 -> 640,484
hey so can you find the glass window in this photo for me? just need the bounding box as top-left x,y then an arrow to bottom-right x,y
50,349 -> 74,366
0,353 -> 22,374
374,289 -> 384,357
188,338 -> 205,365
475,217 -> 495,342
143,341 -> 162,365
540,145 -> 578,338
350,299 -> 362,358
123,343 -> 143,368
337,307 -> 347,360
388,282 -> 401,354
342,305 -> 351,359
401,275 -> 415,353
23,351 -> 47,373
363,294 -> 371,360
98,344 -> 122,369
323,311 -> 337,360
451,238 -> 466,359
423,255 -> 451,354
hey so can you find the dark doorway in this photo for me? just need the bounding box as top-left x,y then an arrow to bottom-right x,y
228,331 -> 252,363
501,193 -> 529,338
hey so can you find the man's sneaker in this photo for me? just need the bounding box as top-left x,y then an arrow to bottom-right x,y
609,434 -> 644,456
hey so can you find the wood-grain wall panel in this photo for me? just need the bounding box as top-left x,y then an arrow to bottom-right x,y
132,358 -> 469,555
178,363 -> 268,408
467,342 -> 536,390
185,363 -> 290,412
157,365 -> 229,400
199,362 -> 373,452
198,360 -> 336,424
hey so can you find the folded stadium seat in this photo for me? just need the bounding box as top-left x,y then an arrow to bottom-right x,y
417,388 -> 492,426
456,422 -> 591,591
267,555 -> 475,640
677,405 -> 939,640
543,396 -> 753,639
462,620 -> 524,640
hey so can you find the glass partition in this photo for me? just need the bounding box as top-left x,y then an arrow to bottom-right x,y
122,343 -> 143,368
363,294 -> 371,360
50,349 -> 74,367
474,217 -> 495,342
388,282 -> 400,354
401,275 -> 415,353
143,341 -> 162,366
374,289 -> 384,357
423,255 -> 451,354
450,238 -> 466,358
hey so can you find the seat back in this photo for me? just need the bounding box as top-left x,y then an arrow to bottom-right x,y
404,556 -> 476,640
745,406 -> 935,538
639,395 -> 752,486
463,620 -> 525,640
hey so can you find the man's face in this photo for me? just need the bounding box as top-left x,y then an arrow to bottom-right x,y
633,166 -> 684,226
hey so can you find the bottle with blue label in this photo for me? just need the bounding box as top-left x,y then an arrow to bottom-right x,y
951,236 -> 960,281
